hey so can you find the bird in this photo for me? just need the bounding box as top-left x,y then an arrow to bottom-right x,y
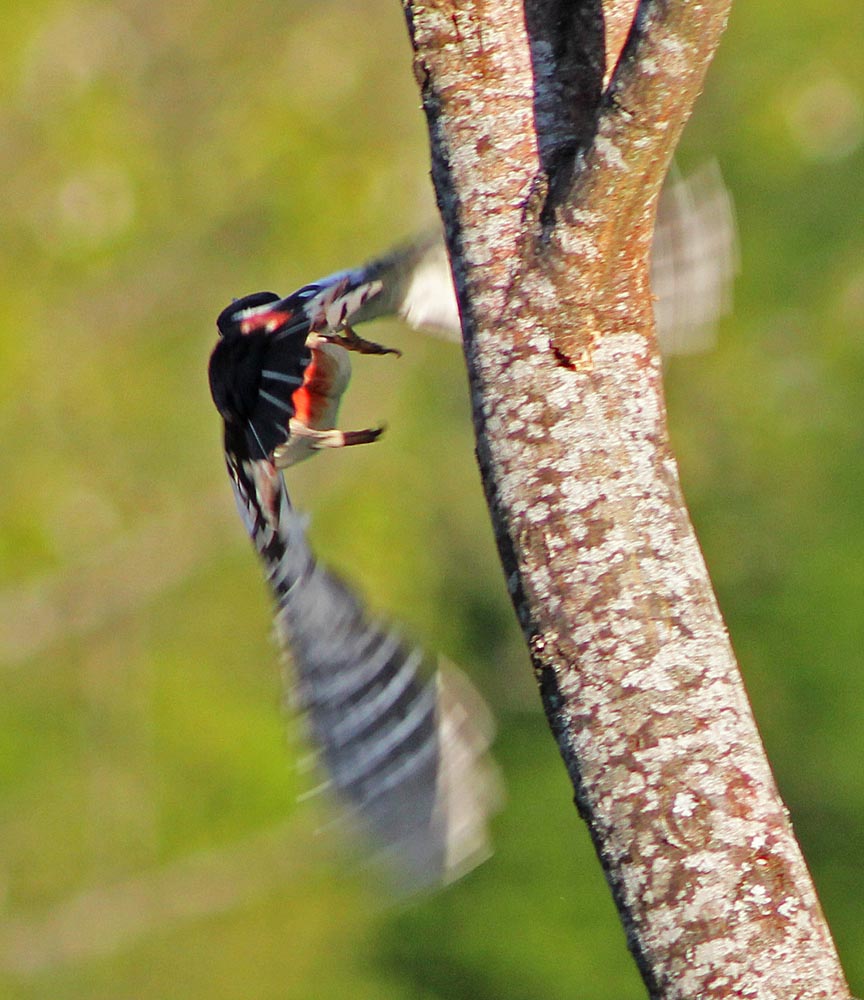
208,269 -> 500,892
207,163 -> 735,888
210,161 -> 736,474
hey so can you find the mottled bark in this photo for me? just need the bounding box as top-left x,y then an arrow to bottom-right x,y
401,1 -> 850,997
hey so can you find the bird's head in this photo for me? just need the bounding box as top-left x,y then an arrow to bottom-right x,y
216,291 -> 284,338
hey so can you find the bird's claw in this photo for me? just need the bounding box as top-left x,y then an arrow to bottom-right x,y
273,421 -> 385,467
327,324 -> 402,357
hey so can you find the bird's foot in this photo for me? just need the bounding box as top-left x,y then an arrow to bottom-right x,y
328,324 -> 402,357
273,421 -> 385,467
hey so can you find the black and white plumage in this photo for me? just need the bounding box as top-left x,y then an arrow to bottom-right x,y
209,163 -> 736,471
209,281 -> 391,469
217,445 -> 497,889
208,164 -> 734,886
224,162 -> 734,363
208,291 -> 498,890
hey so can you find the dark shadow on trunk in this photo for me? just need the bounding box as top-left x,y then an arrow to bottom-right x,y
524,0 -> 606,229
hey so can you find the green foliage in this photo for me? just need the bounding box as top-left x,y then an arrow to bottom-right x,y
1,1 -> 862,996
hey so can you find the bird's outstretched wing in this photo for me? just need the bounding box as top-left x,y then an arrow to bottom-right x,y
210,295 -> 498,890
208,161 -> 733,885
651,162 -> 739,355
211,166 -> 735,450
223,446 -> 498,890
282,163 -> 737,354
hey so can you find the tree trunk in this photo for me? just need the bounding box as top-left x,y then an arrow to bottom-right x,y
401,1 -> 851,996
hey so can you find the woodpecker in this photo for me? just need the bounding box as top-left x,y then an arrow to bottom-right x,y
208,276 -> 398,472
207,164 -> 734,887
208,254 -> 499,891
209,163 -> 736,476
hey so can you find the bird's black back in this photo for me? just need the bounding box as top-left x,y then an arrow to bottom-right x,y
209,291 -> 313,461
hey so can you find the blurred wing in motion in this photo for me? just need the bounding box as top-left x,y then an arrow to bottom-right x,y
223,450 -> 498,890
309,162 -> 737,354
344,231 -> 462,337
210,297 -> 498,889
211,164 -> 736,435
650,161 -> 739,355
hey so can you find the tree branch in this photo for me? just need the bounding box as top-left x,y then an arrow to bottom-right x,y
402,0 -> 851,996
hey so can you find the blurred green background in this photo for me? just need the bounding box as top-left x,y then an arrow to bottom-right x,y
1,1 -> 862,997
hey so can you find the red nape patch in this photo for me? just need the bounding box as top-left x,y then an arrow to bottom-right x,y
240,309 -> 291,335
